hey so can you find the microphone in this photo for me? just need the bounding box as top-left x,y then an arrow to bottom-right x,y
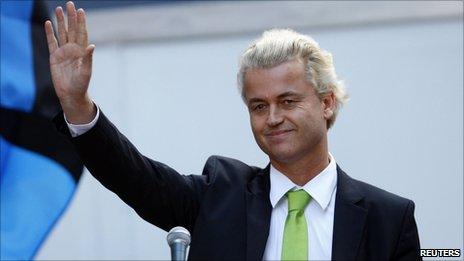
167,226 -> 191,261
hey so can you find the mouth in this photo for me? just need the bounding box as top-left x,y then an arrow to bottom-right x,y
265,129 -> 293,137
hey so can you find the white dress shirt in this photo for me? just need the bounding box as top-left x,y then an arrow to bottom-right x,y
65,105 -> 100,137
262,154 -> 337,261
65,109 -> 338,260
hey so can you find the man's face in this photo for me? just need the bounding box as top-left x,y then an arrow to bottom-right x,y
244,59 -> 333,165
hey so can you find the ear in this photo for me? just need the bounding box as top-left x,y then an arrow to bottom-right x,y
321,91 -> 335,119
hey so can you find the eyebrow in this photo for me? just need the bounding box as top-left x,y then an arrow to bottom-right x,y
247,91 -> 302,105
247,97 -> 265,105
276,91 -> 302,99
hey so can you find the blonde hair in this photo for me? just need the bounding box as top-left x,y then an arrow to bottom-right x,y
237,29 -> 348,129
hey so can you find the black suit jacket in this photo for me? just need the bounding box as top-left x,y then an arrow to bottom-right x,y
54,111 -> 421,260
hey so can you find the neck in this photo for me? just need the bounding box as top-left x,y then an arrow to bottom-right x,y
270,139 -> 330,186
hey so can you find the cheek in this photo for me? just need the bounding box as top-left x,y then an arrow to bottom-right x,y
288,108 -> 324,130
301,103 -> 325,120
250,116 -> 265,139
249,116 -> 260,134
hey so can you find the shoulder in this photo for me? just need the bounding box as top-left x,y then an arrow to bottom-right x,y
356,178 -> 412,206
193,155 -> 266,197
338,167 -> 415,213
202,155 -> 263,182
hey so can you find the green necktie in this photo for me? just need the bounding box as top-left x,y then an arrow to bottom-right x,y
281,189 -> 311,261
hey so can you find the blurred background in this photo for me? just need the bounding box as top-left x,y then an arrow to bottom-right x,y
1,1 -> 462,260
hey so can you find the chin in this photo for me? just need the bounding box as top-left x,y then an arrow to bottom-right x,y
267,149 -> 298,164
258,141 -> 297,162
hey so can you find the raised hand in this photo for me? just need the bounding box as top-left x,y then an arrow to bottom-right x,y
45,1 -> 96,124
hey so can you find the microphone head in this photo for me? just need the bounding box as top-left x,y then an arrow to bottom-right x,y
167,226 -> 191,246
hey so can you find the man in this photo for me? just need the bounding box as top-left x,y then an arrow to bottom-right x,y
45,2 -> 421,260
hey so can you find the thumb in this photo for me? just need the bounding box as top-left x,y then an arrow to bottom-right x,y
82,44 -> 95,66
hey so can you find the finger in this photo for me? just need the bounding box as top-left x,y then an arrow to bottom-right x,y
44,20 -> 58,53
55,6 -> 67,45
66,1 -> 77,43
76,8 -> 88,47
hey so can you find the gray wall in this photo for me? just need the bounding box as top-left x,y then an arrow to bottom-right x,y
36,2 -> 463,260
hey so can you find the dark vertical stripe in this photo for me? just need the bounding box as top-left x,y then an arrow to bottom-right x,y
31,0 -> 61,119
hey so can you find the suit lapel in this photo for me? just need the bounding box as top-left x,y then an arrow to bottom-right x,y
332,166 -> 368,260
246,165 -> 272,261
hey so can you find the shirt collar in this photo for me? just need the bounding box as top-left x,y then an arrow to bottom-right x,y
269,153 -> 337,210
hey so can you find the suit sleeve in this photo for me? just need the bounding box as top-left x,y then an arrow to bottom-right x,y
53,110 -> 210,232
393,200 -> 422,261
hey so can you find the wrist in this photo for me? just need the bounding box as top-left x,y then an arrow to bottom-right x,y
61,95 -> 96,124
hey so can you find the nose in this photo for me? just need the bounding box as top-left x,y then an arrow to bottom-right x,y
266,105 -> 284,127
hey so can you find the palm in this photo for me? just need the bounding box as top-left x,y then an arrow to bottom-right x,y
50,43 -> 90,99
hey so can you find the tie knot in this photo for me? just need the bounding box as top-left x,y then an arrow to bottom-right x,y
286,190 -> 311,212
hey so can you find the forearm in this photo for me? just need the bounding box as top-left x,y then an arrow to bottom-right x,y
55,110 -> 201,231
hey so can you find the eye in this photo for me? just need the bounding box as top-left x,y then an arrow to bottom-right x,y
282,99 -> 298,107
252,104 -> 267,111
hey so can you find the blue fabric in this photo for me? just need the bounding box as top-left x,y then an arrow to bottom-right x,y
1,0 -> 35,112
1,1 -> 81,259
0,137 -> 76,260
